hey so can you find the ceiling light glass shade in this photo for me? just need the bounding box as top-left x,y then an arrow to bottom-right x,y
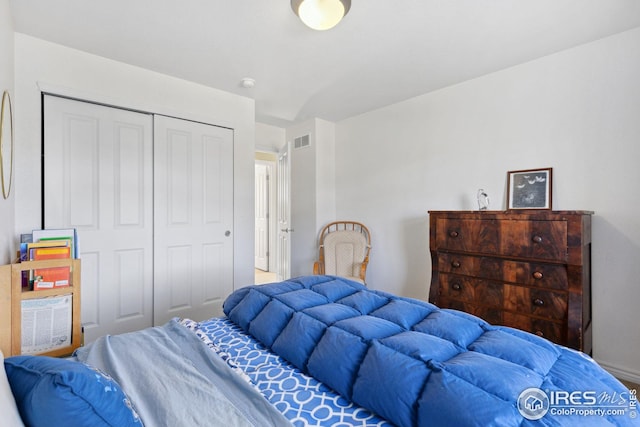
291,0 -> 351,31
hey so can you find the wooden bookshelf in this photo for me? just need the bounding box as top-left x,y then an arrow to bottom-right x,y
0,258 -> 81,357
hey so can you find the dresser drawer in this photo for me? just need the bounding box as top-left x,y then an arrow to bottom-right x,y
435,218 -> 568,261
439,274 -> 503,306
502,312 -> 567,345
502,220 -> 568,261
439,274 -> 567,320
503,284 -> 567,320
437,253 -> 568,290
437,298 -> 504,326
435,218 -> 499,253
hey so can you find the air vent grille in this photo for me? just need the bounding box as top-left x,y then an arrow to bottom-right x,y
294,134 -> 310,149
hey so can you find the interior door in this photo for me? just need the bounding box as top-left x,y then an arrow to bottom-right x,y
276,143 -> 291,281
255,162 -> 269,271
153,115 -> 234,324
43,95 -> 154,343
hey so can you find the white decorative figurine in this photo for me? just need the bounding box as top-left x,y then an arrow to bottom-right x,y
477,189 -> 490,211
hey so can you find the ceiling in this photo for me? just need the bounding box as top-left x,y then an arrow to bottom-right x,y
9,0 -> 640,126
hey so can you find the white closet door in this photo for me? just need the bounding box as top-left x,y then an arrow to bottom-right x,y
44,96 -> 154,343
153,115 -> 234,324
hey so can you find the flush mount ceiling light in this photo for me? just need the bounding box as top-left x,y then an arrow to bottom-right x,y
291,0 -> 351,31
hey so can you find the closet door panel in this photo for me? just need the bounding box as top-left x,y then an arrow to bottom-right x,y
44,96 -> 154,343
115,124 -> 146,226
154,115 -> 234,324
166,245 -> 192,310
204,136 -> 225,223
79,251 -> 99,328
55,113 -> 99,228
167,130 -> 191,224
115,249 -> 146,318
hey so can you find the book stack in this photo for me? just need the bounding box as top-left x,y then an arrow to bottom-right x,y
20,229 -> 78,291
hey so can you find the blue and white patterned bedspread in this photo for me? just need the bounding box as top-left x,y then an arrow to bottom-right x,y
182,317 -> 392,427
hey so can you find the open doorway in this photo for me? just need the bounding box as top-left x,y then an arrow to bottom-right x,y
255,152 -> 277,284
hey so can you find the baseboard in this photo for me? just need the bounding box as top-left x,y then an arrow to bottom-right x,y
597,360 -> 640,385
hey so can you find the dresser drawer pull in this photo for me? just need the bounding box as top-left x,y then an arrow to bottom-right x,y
532,235 -> 543,243
535,330 -> 545,337
532,298 -> 545,307
451,282 -> 462,291
448,230 -> 459,238
451,261 -> 461,268
532,271 -> 544,280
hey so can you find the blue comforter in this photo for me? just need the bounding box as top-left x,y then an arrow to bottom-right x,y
224,275 -> 638,427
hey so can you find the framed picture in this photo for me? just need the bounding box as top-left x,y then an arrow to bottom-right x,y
507,167 -> 552,210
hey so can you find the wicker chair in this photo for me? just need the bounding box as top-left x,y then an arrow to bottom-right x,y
313,221 -> 371,284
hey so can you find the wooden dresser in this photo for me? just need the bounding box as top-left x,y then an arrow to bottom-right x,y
428,210 -> 592,353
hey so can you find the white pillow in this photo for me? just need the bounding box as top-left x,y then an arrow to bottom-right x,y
0,350 -> 25,427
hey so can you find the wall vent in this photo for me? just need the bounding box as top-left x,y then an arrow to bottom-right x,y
293,134 -> 310,149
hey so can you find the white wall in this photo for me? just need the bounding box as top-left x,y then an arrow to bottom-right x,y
13,33 -> 256,289
335,28 -> 640,382
256,122 -> 285,153
315,119 -> 336,231
286,118 -> 336,277
287,120 -> 317,277
0,0 -> 14,264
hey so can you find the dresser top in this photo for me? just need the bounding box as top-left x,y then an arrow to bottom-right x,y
428,210 -> 594,218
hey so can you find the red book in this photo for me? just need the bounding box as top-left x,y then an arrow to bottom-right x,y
32,246 -> 71,290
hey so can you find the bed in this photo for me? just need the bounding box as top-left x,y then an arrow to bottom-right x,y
2,275 -> 638,427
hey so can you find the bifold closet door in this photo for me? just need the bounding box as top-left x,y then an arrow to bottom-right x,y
153,115 -> 234,325
43,95 -> 154,343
